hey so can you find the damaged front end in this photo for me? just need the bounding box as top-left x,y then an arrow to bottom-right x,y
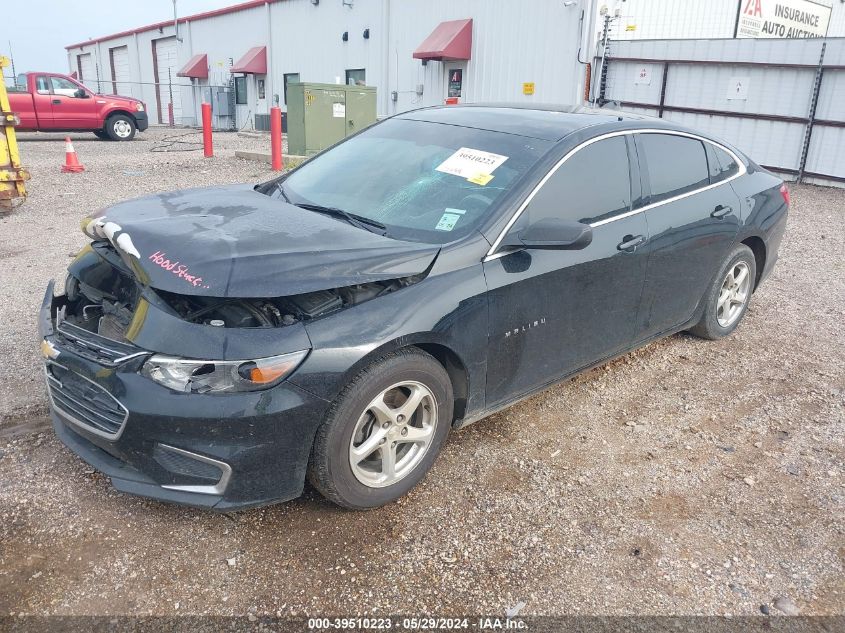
60,239 -> 429,360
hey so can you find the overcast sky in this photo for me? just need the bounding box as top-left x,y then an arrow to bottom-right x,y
1,0 -> 237,75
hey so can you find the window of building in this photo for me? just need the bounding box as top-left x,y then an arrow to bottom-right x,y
638,134 -> 710,203
345,68 -> 366,86
234,76 -> 247,105
526,136 -> 632,225
283,73 -> 300,104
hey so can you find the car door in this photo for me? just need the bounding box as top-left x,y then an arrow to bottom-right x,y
633,132 -> 743,338
49,76 -> 97,129
31,75 -> 58,129
483,134 -> 650,407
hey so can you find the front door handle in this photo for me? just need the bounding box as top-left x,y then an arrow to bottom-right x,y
617,234 -> 646,252
52,99 -> 62,105
711,204 -> 732,218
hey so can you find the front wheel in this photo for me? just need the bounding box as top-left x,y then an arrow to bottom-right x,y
687,244 -> 757,340
308,348 -> 453,509
105,114 -> 137,141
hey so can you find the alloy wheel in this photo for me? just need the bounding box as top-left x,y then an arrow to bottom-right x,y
716,260 -> 751,327
349,381 -> 438,488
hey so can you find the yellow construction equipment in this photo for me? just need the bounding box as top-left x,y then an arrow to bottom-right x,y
0,55 -> 30,211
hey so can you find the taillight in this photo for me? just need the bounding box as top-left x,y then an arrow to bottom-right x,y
780,183 -> 790,206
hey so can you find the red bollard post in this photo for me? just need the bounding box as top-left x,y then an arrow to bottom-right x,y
270,106 -> 283,171
201,102 -> 213,158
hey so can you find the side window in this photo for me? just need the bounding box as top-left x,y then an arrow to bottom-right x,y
707,144 -> 740,183
527,136 -> 631,225
35,76 -> 51,94
51,77 -> 82,97
639,134 -> 709,203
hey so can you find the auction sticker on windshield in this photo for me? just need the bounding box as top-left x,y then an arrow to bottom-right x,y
435,208 -> 465,231
436,147 -> 508,181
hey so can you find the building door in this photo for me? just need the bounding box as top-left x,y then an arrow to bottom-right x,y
153,37 -> 182,125
110,46 -> 131,96
76,53 -> 96,91
234,74 -> 251,130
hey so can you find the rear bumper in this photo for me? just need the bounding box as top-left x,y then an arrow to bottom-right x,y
134,111 -> 149,132
38,282 -> 330,511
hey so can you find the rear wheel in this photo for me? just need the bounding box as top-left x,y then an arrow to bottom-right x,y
688,244 -> 756,340
308,348 -> 453,509
105,114 -> 136,141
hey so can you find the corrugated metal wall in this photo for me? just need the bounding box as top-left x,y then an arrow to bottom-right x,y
601,38 -> 845,187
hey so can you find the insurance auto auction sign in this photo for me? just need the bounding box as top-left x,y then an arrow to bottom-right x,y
737,0 -> 832,38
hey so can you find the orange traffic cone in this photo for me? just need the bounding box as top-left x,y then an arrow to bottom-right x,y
61,137 -> 85,173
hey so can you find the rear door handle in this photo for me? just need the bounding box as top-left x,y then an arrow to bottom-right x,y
52,99 -> 62,105
711,204 -> 732,218
617,234 -> 646,252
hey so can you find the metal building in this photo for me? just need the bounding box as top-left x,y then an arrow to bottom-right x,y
64,0 -> 597,129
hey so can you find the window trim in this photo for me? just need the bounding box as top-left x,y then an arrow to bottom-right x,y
484,128 -> 747,261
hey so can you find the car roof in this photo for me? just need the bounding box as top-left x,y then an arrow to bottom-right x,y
396,104 -> 660,142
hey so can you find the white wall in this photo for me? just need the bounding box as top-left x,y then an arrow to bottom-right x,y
66,0 -> 595,126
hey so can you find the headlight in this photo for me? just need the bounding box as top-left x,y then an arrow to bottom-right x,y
142,350 -> 308,394
135,102 -> 145,112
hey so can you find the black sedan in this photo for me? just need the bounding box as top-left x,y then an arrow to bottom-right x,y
38,105 -> 788,510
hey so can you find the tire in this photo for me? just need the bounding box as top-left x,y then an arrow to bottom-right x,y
104,114 -> 137,141
687,244 -> 757,340
93,130 -> 109,140
308,348 -> 453,509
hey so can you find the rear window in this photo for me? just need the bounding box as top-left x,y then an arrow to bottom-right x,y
639,133 -> 710,203
276,118 -> 552,244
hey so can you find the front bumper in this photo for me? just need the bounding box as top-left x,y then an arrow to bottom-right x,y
38,282 -> 329,511
134,111 -> 149,132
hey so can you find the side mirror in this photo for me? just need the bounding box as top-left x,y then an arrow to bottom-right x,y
502,217 -> 593,250
74,88 -> 89,98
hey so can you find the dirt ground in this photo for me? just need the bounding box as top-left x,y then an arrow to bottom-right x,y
0,128 -> 842,617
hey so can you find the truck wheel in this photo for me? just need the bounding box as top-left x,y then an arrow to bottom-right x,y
105,115 -> 136,141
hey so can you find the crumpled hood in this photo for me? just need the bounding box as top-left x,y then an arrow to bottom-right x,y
83,184 -> 439,298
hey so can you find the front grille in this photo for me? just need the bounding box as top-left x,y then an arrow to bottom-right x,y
55,318 -> 147,367
45,362 -> 129,439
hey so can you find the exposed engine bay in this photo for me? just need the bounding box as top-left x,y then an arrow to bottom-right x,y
63,241 -> 427,343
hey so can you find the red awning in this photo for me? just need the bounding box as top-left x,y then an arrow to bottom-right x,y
413,19 -> 473,61
177,53 -> 208,79
230,46 -> 267,74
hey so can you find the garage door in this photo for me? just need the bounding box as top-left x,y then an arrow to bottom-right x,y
77,53 -> 95,90
110,46 -> 131,96
153,37 -> 183,125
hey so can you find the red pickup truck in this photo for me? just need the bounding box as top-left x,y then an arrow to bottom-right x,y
10,72 -> 148,141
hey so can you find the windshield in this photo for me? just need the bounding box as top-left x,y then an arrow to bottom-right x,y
274,118 -> 552,244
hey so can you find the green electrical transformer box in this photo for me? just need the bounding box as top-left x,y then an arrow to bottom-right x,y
286,82 -> 377,156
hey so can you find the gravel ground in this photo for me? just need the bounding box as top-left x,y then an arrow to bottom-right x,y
0,128 -> 842,617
